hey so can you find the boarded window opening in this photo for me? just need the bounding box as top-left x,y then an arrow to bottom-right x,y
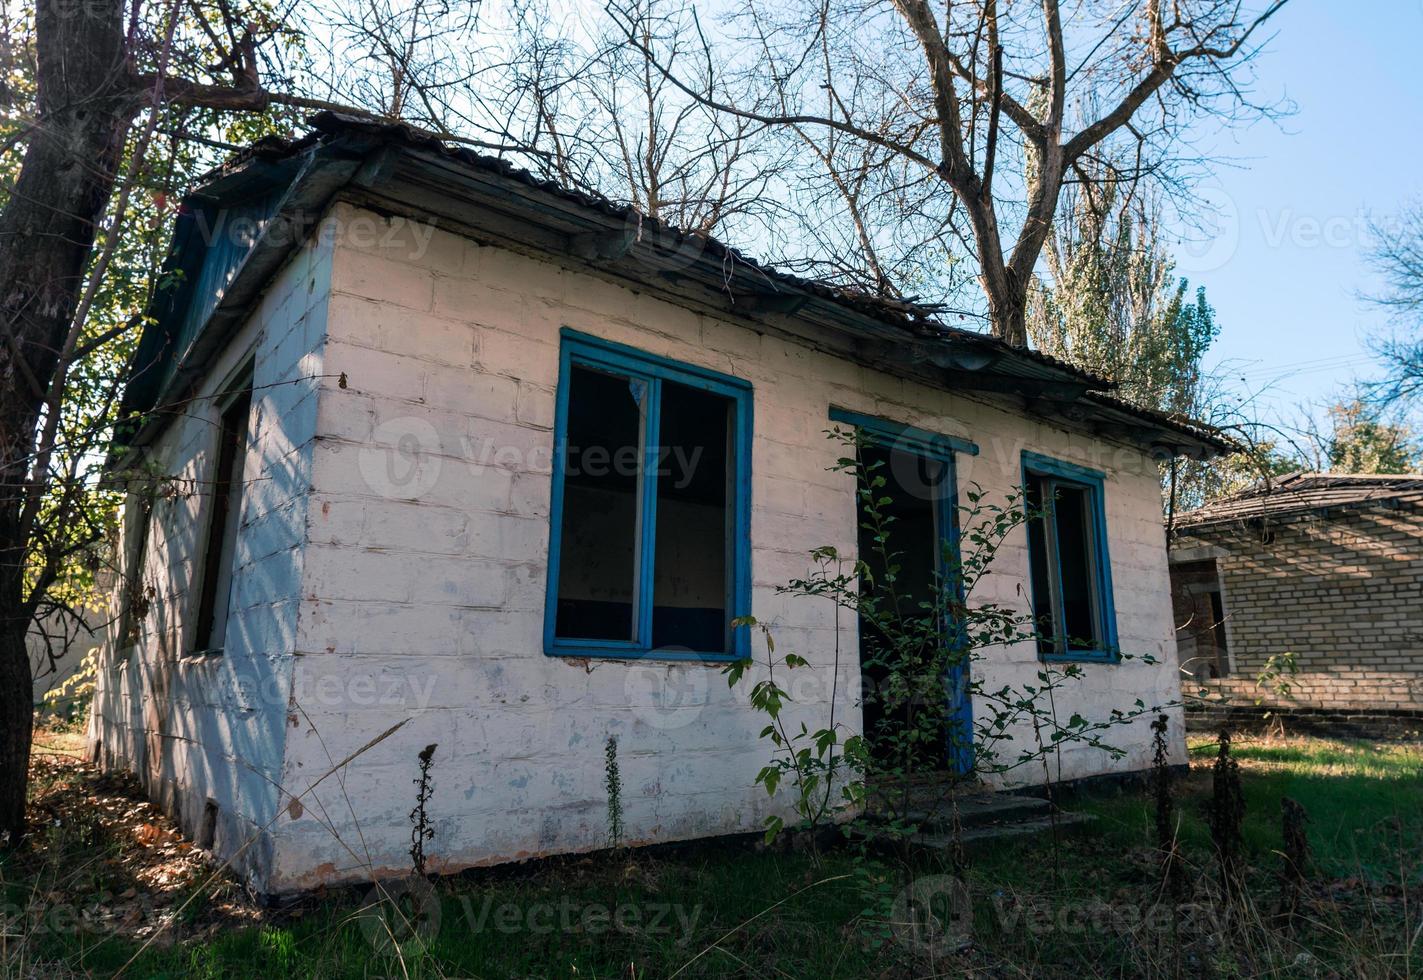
194,374 -> 252,654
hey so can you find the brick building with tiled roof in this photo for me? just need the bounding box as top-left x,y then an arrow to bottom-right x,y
1170,473 -> 1423,737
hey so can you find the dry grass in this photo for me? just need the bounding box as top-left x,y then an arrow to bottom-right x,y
1,732 -> 259,976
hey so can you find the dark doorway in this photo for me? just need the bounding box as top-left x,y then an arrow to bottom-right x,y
856,442 -> 963,773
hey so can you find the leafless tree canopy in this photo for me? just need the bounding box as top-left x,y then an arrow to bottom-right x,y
251,0 -> 1291,335
496,0 -> 793,236
1364,202 -> 1423,406
601,0 -> 1288,344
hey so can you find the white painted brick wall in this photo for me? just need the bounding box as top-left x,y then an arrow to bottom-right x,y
263,203 -> 1185,893
91,201 -> 1186,894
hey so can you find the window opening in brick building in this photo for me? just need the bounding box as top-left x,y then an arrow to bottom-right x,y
193,369 -> 253,654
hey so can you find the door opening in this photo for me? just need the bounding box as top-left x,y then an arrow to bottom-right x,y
855,441 -> 970,776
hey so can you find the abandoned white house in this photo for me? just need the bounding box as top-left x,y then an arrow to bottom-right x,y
90,114 -> 1230,896
1171,472 -> 1423,738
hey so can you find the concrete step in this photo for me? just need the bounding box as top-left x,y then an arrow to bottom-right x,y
866,776 -> 978,814
910,811 -> 1097,852
898,793 -> 1053,833
853,788 -> 1095,854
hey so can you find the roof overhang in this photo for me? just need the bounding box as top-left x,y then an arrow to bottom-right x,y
111,113 -> 1236,468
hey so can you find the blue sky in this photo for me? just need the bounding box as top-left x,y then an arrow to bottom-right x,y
1179,1 -> 1423,417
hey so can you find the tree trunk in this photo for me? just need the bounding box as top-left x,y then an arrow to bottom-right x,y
0,624 -> 32,842
977,244 -> 1029,348
990,287 -> 1029,349
0,0 -> 132,845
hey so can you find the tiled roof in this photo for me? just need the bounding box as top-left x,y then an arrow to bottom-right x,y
1176,472 -> 1423,529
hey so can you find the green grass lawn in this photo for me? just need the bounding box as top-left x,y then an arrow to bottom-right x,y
6,733 -> 1421,978
1047,736 -> 1423,878
1195,735 -> 1423,877
962,735 -> 1423,977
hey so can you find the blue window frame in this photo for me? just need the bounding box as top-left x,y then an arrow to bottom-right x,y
1020,451 -> 1119,662
827,407 -> 979,459
829,407 -> 976,775
545,329 -> 752,661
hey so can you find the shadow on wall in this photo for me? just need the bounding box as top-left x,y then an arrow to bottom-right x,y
92,382 -> 301,888
1180,505 -> 1423,682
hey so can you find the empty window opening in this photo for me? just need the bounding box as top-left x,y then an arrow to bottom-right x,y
1051,484 -> 1098,651
194,373 -> 252,653
555,366 -> 643,642
198,798 -> 219,850
1208,589 -> 1229,665
1169,558 -> 1231,681
1025,465 -> 1112,659
115,496 -> 154,652
651,380 -> 732,653
547,334 -> 751,659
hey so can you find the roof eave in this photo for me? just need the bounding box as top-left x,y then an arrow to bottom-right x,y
112,115 -> 1233,467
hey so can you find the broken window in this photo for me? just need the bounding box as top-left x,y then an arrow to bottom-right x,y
193,371 -> 253,654
548,332 -> 751,659
1023,453 -> 1117,660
